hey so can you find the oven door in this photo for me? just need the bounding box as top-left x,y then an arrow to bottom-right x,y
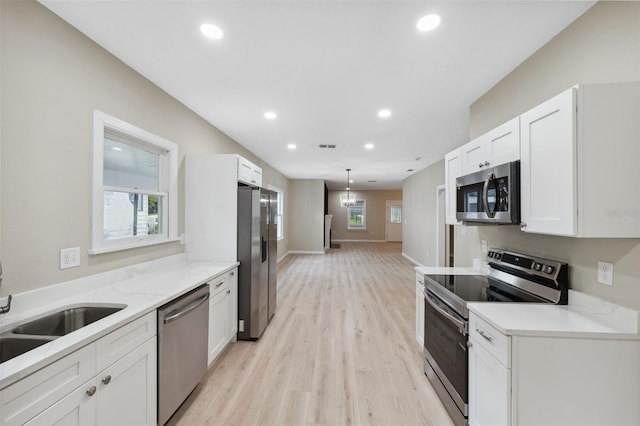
424,289 -> 468,414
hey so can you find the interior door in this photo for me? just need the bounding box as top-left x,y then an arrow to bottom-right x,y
385,201 -> 402,242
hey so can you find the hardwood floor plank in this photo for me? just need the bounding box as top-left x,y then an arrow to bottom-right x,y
175,242 -> 453,426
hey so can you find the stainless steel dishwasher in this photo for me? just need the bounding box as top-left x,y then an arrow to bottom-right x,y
157,284 -> 210,425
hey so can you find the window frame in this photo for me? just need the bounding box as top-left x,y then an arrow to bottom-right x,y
90,110 -> 179,254
347,200 -> 367,230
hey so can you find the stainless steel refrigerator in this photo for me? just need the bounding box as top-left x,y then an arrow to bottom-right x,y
237,186 -> 277,340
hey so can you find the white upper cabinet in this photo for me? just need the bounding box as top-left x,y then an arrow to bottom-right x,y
520,82 -> 640,237
520,88 -> 577,236
237,156 -> 262,187
462,118 -> 520,175
444,148 -> 462,225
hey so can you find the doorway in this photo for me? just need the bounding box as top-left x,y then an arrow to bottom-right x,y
385,200 -> 403,242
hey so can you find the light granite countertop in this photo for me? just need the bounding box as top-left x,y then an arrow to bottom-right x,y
0,254 -> 238,389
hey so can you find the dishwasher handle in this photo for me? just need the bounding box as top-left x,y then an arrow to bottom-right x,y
163,293 -> 210,324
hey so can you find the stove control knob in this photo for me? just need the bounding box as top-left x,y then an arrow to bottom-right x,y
534,263 -> 543,271
544,265 -> 555,274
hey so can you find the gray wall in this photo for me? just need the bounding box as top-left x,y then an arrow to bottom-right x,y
288,180 -> 325,253
402,160 -> 445,266
328,189 -> 402,241
0,1 -> 290,296
459,1 -> 640,309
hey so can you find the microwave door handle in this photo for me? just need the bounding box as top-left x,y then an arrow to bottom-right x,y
425,291 -> 466,333
483,173 -> 498,218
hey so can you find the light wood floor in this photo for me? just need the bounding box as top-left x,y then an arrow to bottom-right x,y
172,242 -> 453,426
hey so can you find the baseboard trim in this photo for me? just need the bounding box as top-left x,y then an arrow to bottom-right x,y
277,251 -> 290,263
402,252 -> 423,266
288,250 -> 325,255
332,239 -> 387,243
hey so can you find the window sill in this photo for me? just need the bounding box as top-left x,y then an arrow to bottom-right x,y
88,237 -> 182,255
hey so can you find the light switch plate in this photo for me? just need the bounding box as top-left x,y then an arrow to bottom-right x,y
60,247 -> 81,269
597,261 -> 613,286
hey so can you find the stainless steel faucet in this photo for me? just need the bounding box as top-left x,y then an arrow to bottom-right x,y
0,260 -> 12,314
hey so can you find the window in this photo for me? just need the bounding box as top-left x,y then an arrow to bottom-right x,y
269,185 -> 284,240
347,200 -> 366,230
91,110 -> 178,254
390,205 -> 402,223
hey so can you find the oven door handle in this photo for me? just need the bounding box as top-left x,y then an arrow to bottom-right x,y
425,291 -> 467,334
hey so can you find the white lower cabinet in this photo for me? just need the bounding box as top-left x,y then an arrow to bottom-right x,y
415,273 -> 425,349
1,312 -> 157,426
208,268 -> 239,366
469,311 -> 640,425
468,335 -> 510,426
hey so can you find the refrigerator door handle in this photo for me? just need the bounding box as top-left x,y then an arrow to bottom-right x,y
261,236 -> 267,262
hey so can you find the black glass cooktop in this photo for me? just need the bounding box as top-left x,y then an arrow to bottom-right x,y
426,274 -> 491,302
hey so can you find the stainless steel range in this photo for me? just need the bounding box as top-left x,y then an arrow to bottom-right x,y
423,248 -> 568,426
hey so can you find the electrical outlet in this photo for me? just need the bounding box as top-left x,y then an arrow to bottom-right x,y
60,247 -> 81,269
597,261 -> 613,286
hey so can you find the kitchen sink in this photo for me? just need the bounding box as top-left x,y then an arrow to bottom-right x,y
0,337 -> 52,364
0,304 -> 126,364
11,305 -> 126,337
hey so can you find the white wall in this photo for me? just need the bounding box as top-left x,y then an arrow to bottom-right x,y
0,1 -> 290,295
459,1 -> 640,309
288,180 -> 325,253
327,189 -> 402,241
402,160 -> 444,266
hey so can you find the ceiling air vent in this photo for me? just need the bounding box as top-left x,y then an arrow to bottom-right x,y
318,144 -> 337,149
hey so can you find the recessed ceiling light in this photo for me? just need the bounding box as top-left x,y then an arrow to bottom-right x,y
287,143 -> 296,150
377,109 -> 391,119
364,143 -> 375,150
264,111 -> 277,120
200,23 -> 224,40
417,14 -> 441,32
112,147 -> 122,151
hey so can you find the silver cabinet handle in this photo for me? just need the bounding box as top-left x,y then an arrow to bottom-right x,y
86,386 -> 97,396
478,162 -> 484,168
215,281 -> 224,288
102,375 -> 111,385
520,222 -> 527,230
484,161 -> 490,166
227,289 -> 231,294
230,272 -> 234,276
476,328 -> 493,342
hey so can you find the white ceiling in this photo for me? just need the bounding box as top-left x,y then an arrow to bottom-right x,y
40,0 -> 594,190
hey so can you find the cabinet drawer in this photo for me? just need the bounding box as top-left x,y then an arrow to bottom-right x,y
209,274 -> 229,296
469,313 -> 510,367
1,343 -> 96,426
96,311 -> 156,372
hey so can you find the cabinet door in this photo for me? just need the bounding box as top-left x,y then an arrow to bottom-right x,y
415,283 -> 424,349
24,381 -> 97,426
468,337 -> 510,426
1,344 -> 96,426
461,137 -> 488,175
520,88 -> 577,236
445,148 -> 462,225
486,117 -> 520,167
227,269 -> 238,339
208,289 -> 228,365
96,337 -> 157,426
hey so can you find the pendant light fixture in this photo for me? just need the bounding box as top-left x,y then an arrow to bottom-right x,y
340,168 -> 356,207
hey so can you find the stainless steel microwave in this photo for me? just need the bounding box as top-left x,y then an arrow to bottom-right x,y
456,161 -> 520,224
